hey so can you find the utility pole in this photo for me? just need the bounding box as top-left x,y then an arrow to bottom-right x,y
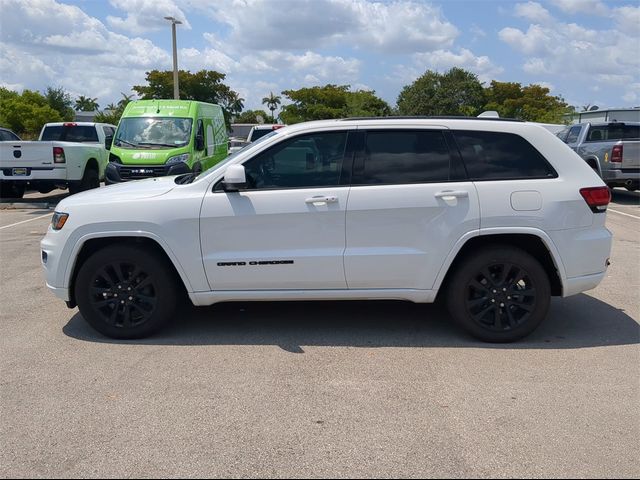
164,16 -> 182,100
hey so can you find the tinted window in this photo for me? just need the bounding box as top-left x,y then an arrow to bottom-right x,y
585,124 -> 640,142
0,129 -> 19,141
250,128 -> 274,141
243,131 -> 347,189
453,131 -> 556,180
41,125 -> 99,142
102,126 -> 115,137
353,130 -> 451,185
565,126 -> 582,144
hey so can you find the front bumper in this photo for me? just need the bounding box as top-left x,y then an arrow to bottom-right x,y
105,161 -> 191,183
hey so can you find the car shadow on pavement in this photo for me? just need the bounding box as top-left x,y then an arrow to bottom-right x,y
63,293 -> 639,352
611,189 -> 640,206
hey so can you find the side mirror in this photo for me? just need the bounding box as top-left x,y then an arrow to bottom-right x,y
222,164 -> 247,191
105,135 -> 113,150
195,134 -> 204,151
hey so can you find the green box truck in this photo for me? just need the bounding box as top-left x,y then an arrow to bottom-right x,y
106,99 -> 228,183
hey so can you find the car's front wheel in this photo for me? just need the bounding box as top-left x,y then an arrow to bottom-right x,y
74,244 -> 178,339
446,245 -> 551,343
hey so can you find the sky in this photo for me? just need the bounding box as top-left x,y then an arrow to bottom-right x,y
1,0 -> 639,113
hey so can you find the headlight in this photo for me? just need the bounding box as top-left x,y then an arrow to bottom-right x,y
51,212 -> 69,231
167,153 -> 190,165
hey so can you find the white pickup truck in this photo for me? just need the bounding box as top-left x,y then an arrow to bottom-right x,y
0,122 -> 116,198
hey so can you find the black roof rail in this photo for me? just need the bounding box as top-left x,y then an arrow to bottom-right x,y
338,116 -> 525,122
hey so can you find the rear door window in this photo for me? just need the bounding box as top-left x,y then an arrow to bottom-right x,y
453,130 -> 557,181
352,130 -> 456,185
565,126 -> 582,144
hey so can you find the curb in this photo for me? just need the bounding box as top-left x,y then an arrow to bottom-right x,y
0,202 -> 54,210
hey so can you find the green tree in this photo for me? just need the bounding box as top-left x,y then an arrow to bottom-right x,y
262,92 -> 282,122
223,92 -> 245,118
279,85 -> 391,124
74,95 -> 99,112
0,88 -> 61,138
235,109 -> 269,124
95,92 -> 135,125
44,86 -> 74,121
483,81 -> 571,123
397,67 -> 485,116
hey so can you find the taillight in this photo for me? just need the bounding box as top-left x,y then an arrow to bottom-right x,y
53,147 -> 66,163
611,145 -> 623,163
63,122 -> 77,127
580,187 -> 611,212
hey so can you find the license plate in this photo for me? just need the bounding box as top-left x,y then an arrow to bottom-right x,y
12,168 -> 27,176
131,169 -> 153,175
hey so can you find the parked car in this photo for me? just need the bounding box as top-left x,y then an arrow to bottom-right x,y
106,100 -> 228,183
556,122 -> 640,191
0,122 -> 116,198
42,117 -> 612,342
0,127 -> 21,142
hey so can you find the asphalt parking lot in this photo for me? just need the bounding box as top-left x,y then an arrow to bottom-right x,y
1,188 -> 638,478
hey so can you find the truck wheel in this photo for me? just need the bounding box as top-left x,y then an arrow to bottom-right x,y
69,167 -> 99,195
0,181 -> 25,199
74,244 -> 178,339
446,245 -> 550,343
626,182 -> 639,192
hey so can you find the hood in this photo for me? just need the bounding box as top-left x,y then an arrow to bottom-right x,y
57,176 -> 177,209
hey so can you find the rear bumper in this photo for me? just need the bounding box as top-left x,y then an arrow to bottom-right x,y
602,168 -> 640,186
562,271 -> 608,297
105,162 -> 191,183
0,166 -> 68,182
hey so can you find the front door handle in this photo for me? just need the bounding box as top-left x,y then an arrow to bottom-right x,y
434,190 -> 469,200
305,195 -> 338,204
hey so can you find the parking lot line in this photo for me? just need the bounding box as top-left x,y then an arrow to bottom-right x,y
608,209 -> 640,220
0,212 -> 52,230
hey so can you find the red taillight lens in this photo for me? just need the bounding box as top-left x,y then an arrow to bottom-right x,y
53,146 -> 66,163
580,187 -> 611,212
611,145 -> 623,163
63,122 -> 77,127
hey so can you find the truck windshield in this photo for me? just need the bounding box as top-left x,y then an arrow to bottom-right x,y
114,117 -> 193,149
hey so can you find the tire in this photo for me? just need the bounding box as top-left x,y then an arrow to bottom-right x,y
446,245 -> 551,343
626,183 -> 639,192
74,244 -> 178,339
0,181 -> 25,199
69,166 -> 99,195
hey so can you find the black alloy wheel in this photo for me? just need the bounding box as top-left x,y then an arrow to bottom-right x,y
75,244 -> 178,339
446,245 -> 550,342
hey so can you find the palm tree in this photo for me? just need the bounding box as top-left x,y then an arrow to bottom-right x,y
224,92 -> 245,117
74,95 -> 99,112
262,92 -> 281,123
118,92 -> 134,109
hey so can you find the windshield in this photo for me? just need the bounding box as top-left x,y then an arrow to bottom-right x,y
114,117 -> 192,149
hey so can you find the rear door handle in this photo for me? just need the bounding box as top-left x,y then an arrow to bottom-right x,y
305,195 -> 338,204
434,190 -> 469,200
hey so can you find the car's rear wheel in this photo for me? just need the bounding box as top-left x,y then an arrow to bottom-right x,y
75,244 -> 178,339
69,166 -> 99,195
0,181 -> 25,199
446,245 -> 550,342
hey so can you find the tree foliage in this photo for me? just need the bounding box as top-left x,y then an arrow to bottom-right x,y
280,85 -> 391,124
483,81 -> 571,123
0,88 -> 62,138
235,109 -> 269,124
74,95 -> 99,112
262,92 -> 282,122
95,92 -> 135,125
44,86 -> 74,121
397,67 -> 485,117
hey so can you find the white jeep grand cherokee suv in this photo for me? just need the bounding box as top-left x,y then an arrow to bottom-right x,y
41,117 -> 612,342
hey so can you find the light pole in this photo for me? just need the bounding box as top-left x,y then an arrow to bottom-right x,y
164,16 -> 182,100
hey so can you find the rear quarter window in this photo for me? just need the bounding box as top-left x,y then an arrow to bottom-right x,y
453,130 -> 557,181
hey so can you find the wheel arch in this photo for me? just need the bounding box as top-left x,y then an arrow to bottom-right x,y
66,234 -> 192,308
434,231 -> 565,301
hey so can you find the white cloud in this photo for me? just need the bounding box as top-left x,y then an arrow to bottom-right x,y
412,48 -> 504,83
198,0 -> 458,54
613,5 -> 640,36
549,0 -> 609,16
514,2 -> 554,24
107,0 -> 191,34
